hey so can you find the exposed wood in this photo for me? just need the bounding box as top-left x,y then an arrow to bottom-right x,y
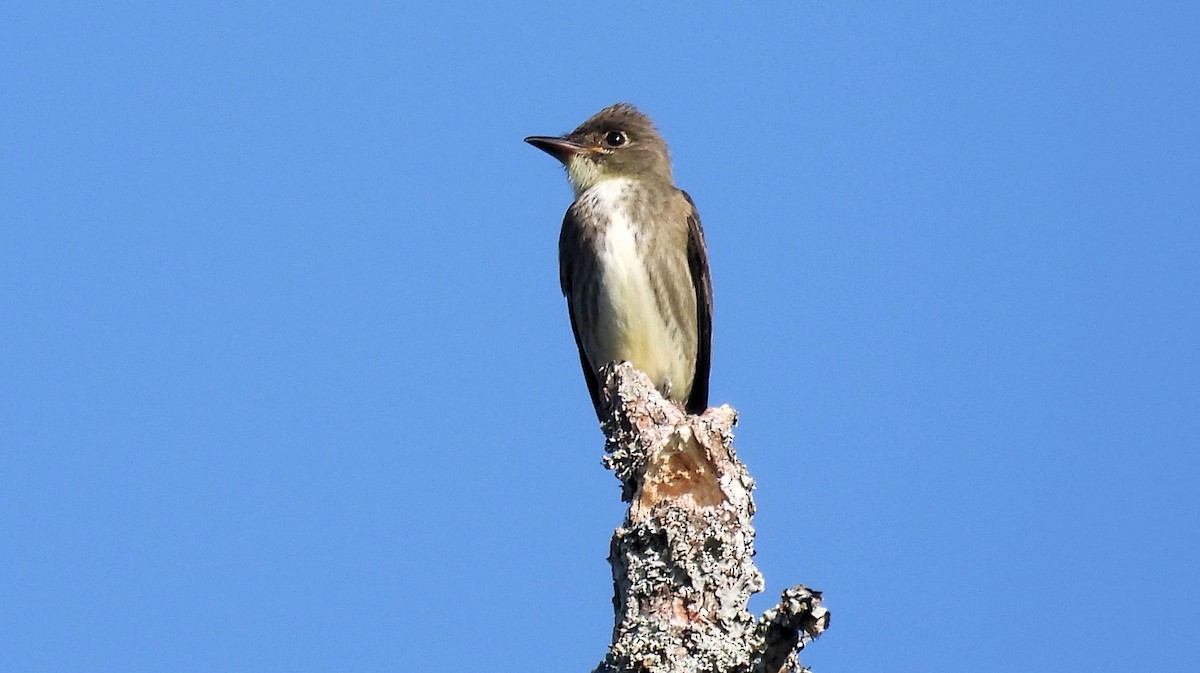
592,363 -> 829,673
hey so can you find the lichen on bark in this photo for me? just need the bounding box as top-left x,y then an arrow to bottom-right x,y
591,363 -> 829,673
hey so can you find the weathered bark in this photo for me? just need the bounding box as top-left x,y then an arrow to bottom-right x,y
593,363 -> 829,673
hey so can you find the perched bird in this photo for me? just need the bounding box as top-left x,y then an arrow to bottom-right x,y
525,103 -> 713,418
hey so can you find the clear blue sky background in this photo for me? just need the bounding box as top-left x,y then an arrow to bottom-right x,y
2,3 -> 1197,671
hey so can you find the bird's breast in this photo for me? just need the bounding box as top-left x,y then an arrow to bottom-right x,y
580,179 -> 694,400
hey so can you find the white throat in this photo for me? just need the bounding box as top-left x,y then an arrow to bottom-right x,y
565,155 -> 606,196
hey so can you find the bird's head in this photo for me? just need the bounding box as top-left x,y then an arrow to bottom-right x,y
525,103 -> 673,195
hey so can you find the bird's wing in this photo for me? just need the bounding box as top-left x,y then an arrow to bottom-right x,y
682,190 -> 713,414
559,207 -> 603,419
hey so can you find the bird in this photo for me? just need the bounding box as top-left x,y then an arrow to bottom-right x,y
525,103 -> 713,419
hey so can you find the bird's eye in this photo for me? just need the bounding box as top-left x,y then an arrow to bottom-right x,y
605,130 -> 627,147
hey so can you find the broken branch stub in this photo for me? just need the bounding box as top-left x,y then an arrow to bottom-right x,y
591,363 -> 829,673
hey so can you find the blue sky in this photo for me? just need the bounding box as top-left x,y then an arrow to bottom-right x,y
2,3 -> 1197,671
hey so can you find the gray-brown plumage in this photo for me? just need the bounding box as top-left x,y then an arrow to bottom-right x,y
525,103 -> 713,418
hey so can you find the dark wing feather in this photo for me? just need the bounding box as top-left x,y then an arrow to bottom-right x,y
567,300 -> 602,419
681,191 -> 713,414
559,208 -> 604,419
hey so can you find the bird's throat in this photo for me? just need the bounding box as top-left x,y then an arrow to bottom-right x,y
565,155 -> 606,196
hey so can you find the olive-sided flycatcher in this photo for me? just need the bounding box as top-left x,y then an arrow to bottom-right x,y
526,103 -> 713,419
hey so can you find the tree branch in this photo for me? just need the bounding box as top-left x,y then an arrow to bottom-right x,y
592,363 -> 829,673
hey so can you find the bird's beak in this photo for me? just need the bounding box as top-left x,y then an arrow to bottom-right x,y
525,136 -> 589,164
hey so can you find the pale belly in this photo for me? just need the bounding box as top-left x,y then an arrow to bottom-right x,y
590,211 -> 694,401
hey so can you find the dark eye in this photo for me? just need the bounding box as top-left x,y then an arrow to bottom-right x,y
604,130 -> 627,147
